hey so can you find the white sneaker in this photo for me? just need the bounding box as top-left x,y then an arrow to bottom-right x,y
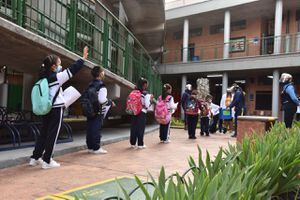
131,145 -> 137,149
42,159 -> 60,169
29,158 -> 43,166
163,140 -> 171,144
92,148 -> 108,154
137,145 -> 146,149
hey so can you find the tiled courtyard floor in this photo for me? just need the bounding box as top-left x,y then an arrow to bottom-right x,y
0,128 -> 236,199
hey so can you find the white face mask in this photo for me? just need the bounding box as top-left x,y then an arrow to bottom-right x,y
55,65 -> 62,73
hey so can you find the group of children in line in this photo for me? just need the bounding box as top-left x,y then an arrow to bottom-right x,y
182,83 -> 245,139
28,46 -> 240,170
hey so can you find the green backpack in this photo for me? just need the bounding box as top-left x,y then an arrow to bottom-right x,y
31,78 -> 58,115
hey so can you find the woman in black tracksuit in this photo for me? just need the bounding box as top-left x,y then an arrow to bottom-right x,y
29,47 -> 88,169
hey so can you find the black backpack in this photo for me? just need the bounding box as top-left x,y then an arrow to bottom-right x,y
81,80 -> 104,118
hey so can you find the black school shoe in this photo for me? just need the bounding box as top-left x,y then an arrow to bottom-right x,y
189,136 -> 197,139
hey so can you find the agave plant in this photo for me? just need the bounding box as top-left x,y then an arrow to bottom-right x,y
119,123 -> 300,200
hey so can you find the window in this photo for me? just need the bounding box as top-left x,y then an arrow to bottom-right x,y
255,91 -> 272,110
210,20 -> 247,35
173,31 -> 183,40
210,24 -> 224,34
231,20 -> 247,31
180,43 -> 195,61
190,28 -> 202,37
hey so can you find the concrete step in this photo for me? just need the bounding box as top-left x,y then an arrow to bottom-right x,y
0,124 -> 159,169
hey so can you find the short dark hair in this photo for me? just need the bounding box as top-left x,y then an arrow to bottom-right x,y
91,66 -> 104,78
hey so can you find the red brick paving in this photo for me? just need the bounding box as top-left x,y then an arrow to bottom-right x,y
0,128 -> 235,199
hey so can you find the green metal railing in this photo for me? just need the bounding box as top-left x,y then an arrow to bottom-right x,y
0,0 -> 162,96
163,33 -> 300,64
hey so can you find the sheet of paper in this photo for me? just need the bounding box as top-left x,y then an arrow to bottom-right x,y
63,86 -> 81,108
102,104 -> 111,119
297,106 -> 300,113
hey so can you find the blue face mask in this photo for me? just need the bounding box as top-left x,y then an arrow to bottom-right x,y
55,65 -> 62,73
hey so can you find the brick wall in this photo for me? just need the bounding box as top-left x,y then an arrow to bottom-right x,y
164,9 -> 299,63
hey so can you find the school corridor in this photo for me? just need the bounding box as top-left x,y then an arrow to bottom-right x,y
0,128 -> 235,199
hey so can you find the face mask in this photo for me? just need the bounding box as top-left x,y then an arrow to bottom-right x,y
55,65 -> 62,73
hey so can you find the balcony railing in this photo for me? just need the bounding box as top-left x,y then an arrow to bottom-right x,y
0,0 -> 162,96
163,34 -> 300,64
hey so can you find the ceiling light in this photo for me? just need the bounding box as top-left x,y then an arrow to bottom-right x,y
207,74 -> 223,78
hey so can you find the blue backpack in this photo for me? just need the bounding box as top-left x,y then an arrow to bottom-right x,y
31,78 -> 59,115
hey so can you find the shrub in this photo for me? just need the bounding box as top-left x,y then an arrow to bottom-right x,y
120,123 -> 300,200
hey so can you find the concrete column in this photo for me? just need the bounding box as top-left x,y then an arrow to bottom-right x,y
223,10 -> 231,59
181,75 -> 187,119
272,70 -> 280,117
274,0 -> 283,54
0,83 -> 8,107
296,32 -> 300,52
222,72 -> 228,95
182,19 -> 189,62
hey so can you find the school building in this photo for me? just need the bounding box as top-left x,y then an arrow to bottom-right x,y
0,0 -> 164,121
160,0 -> 300,119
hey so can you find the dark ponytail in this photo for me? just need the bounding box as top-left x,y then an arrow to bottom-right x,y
136,77 -> 148,92
39,55 -> 59,79
162,83 -> 172,100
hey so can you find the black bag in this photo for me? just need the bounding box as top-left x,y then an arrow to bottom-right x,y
81,81 -> 104,118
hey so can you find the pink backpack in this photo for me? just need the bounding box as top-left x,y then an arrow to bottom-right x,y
155,95 -> 172,125
126,90 -> 143,115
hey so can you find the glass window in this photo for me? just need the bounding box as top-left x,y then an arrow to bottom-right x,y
210,20 -> 246,35
190,28 -> 202,37
231,20 -> 247,31
173,31 -> 183,40
255,91 -> 272,110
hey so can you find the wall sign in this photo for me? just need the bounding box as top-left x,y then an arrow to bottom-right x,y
230,37 -> 246,53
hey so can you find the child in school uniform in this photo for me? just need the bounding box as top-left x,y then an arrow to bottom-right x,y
85,66 -> 115,154
30,47 -> 88,169
200,95 -> 211,136
185,90 -> 200,139
157,84 -> 178,143
129,77 -> 152,149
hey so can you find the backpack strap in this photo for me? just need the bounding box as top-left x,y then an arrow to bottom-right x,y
52,88 -> 60,105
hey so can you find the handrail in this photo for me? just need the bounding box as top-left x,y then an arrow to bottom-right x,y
163,33 -> 300,64
0,0 -> 162,95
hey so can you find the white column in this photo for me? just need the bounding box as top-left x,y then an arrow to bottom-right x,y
181,75 -> 187,120
274,0 -> 283,54
272,70 -> 280,117
223,10 -> 231,59
222,72 -> 228,95
182,19 -> 189,62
